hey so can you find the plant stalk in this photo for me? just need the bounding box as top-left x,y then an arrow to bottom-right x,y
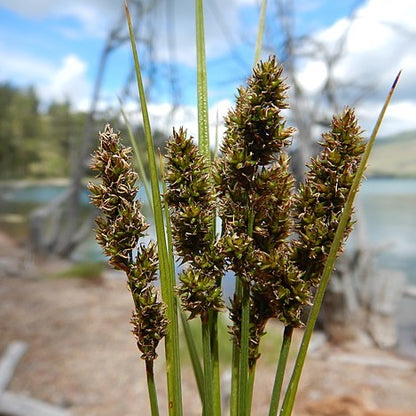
230,276 -> 242,416
146,360 -> 160,416
234,4 -> 271,413
196,2 -> 223,414
180,310 -> 205,401
238,212 -> 255,416
247,362 -> 257,413
160,151 -> 205,403
195,0 -> 210,158
125,4 -> 183,415
210,310 -> 222,416
254,0 -> 268,64
238,281 -> 250,416
279,71 -> 401,416
268,325 -> 293,416
202,315 -> 214,416
119,98 -> 152,209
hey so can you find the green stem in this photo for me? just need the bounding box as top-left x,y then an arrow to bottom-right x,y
195,0 -> 210,158
210,311 -> 222,416
238,281 -> 250,416
279,72 -> 401,416
230,277 -> 242,416
125,4 -> 183,415
202,315 -> 214,416
180,310 -> 205,401
196,3 -> 222,415
159,151 -> 174,281
230,347 -> 240,416
146,360 -> 160,416
254,0 -> 268,64
233,5 -> 269,413
161,152 -> 201,409
237,212 -> 255,416
268,325 -> 293,416
118,96 -> 152,209
213,109 -> 220,160
247,362 -> 256,413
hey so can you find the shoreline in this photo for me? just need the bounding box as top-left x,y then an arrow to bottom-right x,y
0,177 -> 71,188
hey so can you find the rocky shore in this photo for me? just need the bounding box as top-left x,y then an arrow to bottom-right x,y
1,231 -> 416,416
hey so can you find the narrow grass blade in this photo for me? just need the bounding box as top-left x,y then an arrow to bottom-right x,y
247,362 -> 256,412
210,311 -> 222,416
118,97 -> 152,209
146,360 -> 161,416
125,3 -> 183,415
180,310 -> 205,400
159,151 -> 205,404
211,111 -> 221,416
229,280 -> 241,416
202,318 -> 214,416
195,0 -> 210,159
254,0 -> 268,64
236,4 -> 268,413
238,282 -> 250,416
158,149 -> 175,282
279,71 -> 401,416
238,212 -> 254,416
214,109 -> 220,160
268,326 -> 293,416
196,2 -> 223,414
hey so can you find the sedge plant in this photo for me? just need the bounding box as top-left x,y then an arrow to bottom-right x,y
88,1 -> 400,415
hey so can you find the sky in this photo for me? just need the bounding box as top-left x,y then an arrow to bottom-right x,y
0,0 -> 415,139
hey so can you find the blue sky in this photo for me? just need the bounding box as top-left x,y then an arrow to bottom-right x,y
0,0 -> 415,137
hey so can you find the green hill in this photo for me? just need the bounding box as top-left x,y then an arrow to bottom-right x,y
366,129 -> 416,178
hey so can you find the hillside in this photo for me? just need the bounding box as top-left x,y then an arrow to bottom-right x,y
366,129 -> 416,177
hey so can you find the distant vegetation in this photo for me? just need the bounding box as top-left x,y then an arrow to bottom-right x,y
0,83 -> 167,181
1,83 -> 414,181
0,83 -> 87,179
367,130 -> 416,178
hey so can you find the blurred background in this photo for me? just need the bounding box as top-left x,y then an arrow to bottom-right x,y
0,1 -> 416,415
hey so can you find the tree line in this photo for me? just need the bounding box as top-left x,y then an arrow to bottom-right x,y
0,83 -> 167,181
0,83 -> 86,180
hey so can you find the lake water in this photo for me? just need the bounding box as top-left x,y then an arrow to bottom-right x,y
1,178 -> 415,356
2,178 -> 414,280
356,178 -> 416,285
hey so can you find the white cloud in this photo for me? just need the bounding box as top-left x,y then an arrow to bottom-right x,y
0,0 -> 121,38
0,46 -> 55,83
359,99 -> 416,137
2,0 -> 416,138
37,54 -> 90,106
120,98 -> 233,148
143,0 -> 252,67
296,60 -> 328,94
234,0 -> 258,5
0,0 -> 249,60
0,0 -> 117,19
0,33 -> 92,109
294,0 -> 416,135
